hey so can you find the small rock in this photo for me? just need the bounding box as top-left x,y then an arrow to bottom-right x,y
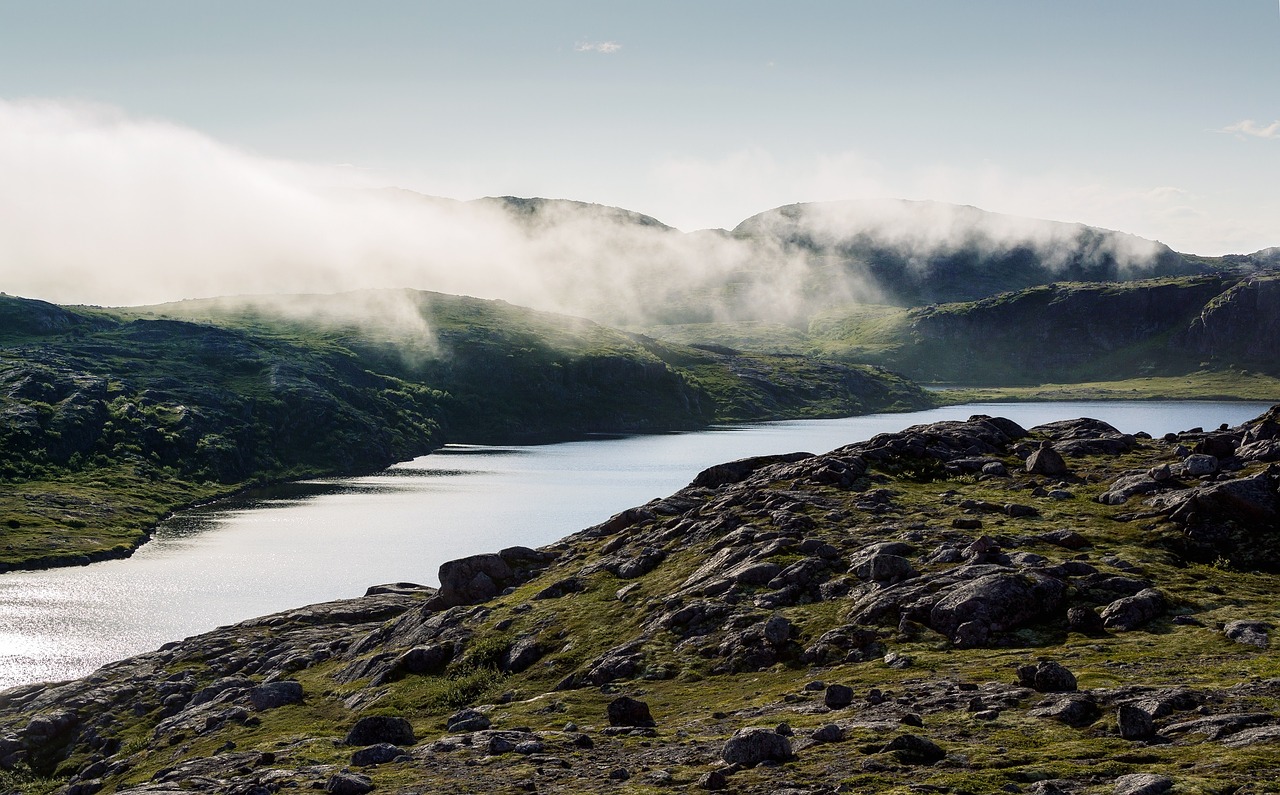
880,733 -> 945,765
1067,606 -> 1105,635
607,696 -> 655,727
351,743 -> 405,766
326,772 -> 374,795
900,713 -> 924,727
1114,773 -> 1173,795
812,723 -> 845,743
446,709 -> 491,733
697,770 -> 729,790
607,767 -> 631,781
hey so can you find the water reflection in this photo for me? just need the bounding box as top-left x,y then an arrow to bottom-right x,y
0,400 -> 1272,689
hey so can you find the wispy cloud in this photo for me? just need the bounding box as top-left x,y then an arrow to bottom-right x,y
573,40 -> 621,54
1221,119 -> 1280,139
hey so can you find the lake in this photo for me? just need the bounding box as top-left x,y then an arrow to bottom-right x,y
0,400 -> 1271,690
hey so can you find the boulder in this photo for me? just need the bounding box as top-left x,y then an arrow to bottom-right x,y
1017,661 -> 1077,693
326,772 -> 374,795
345,715 -> 416,746
880,733 -> 945,765
1031,696 -> 1100,727
824,684 -> 854,709
692,452 -> 815,488
607,696 -> 655,727
721,727 -> 794,766
351,742 -> 407,766
1223,619 -> 1270,648
445,708 -> 491,733
812,723 -> 845,743
248,680 -> 303,711
1113,774 -> 1172,795
396,643 -> 454,675
1026,444 -> 1069,476
501,635 -> 545,674
850,552 -> 918,584
929,571 -> 1067,645
1101,589 -> 1165,631
1067,606 -> 1105,635
1116,705 -> 1155,741
433,554 -> 513,607
1181,454 -> 1218,477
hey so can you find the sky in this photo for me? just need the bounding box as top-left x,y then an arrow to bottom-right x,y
0,1 -> 1278,306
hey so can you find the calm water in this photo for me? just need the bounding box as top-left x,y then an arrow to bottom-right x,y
0,400 -> 1271,689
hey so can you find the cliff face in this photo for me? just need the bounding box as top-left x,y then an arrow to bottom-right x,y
3,408 -> 1278,794
1183,274 -> 1280,369
890,277 -> 1232,383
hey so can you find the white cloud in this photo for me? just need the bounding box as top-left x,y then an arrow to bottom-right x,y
647,148 -> 1276,255
573,40 -> 622,54
1221,119 -> 1280,139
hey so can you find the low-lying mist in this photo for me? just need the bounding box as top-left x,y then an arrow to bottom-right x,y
2,99 -> 1190,332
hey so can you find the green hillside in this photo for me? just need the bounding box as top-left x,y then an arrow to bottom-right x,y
0,290 -> 933,570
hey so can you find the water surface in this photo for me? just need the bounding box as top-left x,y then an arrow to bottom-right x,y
0,400 -> 1270,689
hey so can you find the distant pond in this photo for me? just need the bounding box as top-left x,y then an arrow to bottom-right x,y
0,400 -> 1272,689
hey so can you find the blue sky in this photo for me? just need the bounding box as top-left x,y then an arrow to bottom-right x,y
1,1 -> 1277,256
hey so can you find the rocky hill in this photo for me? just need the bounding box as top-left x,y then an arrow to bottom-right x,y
0,291 -> 931,570
3,407 -> 1277,794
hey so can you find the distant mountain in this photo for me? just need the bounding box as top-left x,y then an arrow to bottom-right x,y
428,194 -> 1262,327
730,200 -> 1202,307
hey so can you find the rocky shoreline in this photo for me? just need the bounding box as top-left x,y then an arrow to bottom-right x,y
2,408 -> 1279,794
